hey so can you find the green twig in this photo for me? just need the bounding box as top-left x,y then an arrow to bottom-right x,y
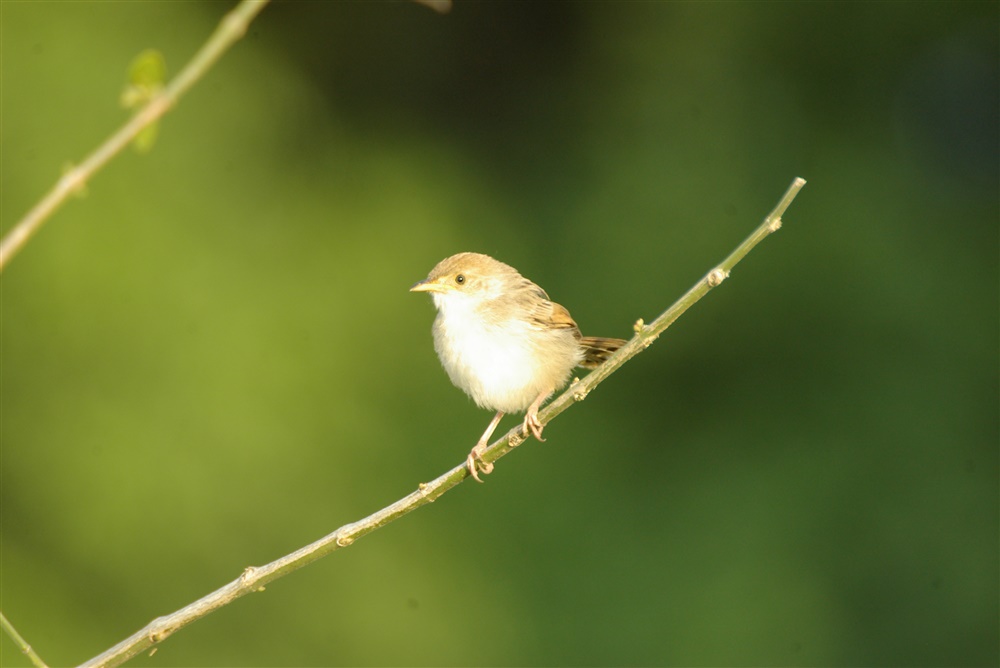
0,0 -> 449,271
0,0 -> 271,271
1,611 -> 49,668
76,177 -> 805,668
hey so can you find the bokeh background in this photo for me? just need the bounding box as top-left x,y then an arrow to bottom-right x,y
2,2 -> 997,666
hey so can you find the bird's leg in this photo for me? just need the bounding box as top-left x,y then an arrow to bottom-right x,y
522,386 -> 554,442
467,411 -> 504,483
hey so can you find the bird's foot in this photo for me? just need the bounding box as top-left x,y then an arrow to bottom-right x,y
522,410 -> 546,442
466,441 -> 494,483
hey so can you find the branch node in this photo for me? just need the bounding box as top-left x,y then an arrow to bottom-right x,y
417,482 -> 435,500
769,216 -> 783,232
335,532 -> 355,547
239,566 -> 257,585
1,611 -> 49,668
59,164 -> 89,199
633,318 -> 646,333
706,268 -> 728,287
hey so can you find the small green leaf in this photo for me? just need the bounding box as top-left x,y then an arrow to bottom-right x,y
132,123 -> 159,154
121,49 -> 166,152
121,49 -> 166,109
130,49 -> 165,88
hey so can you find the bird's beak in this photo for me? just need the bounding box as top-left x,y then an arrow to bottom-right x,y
410,279 -> 445,293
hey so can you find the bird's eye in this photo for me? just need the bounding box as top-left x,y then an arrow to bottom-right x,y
455,274 -> 465,285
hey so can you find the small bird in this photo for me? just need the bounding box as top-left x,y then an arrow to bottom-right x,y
411,252 -> 626,481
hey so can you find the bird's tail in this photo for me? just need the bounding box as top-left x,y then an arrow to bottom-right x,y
578,336 -> 627,369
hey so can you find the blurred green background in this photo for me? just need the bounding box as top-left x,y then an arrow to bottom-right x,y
2,2 -> 997,666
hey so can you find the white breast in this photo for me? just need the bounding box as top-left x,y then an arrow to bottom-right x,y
430,291 -> 581,413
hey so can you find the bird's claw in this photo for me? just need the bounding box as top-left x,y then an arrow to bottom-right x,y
522,412 -> 546,442
466,443 -> 494,483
